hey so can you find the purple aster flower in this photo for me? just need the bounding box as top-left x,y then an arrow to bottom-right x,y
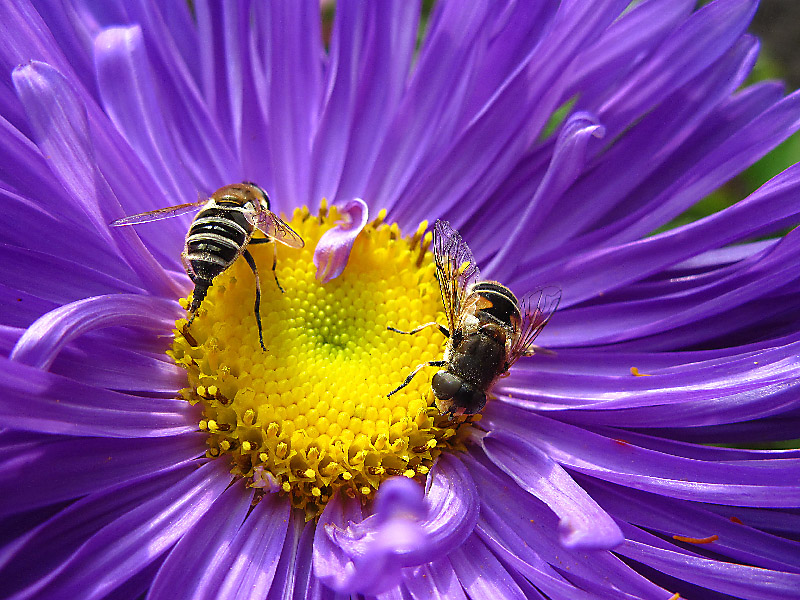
3,0 -> 800,599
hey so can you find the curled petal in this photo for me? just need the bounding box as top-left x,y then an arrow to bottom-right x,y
313,198 -> 368,283
313,455 -> 478,595
482,430 -> 624,550
10,294 -> 180,370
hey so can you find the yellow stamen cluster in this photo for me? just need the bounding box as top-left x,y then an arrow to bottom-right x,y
169,202 -> 478,519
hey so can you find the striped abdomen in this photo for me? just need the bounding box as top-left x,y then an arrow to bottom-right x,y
186,206 -> 252,282
472,281 -> 520,328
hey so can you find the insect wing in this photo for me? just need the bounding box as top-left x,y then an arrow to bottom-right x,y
433,219 -> 480,331
109,200 -> 205,226
507,286 -> 561,366
253,210 -> 305,248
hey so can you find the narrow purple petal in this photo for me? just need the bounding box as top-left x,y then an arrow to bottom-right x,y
0,357 -> 197,438
20,460 -> 231,600
582,477 -> 800,574
516,157 -> 800,310
364,0 -> 491,212
214,494 -> 292,600
482,430 -> 624,550
598,0 -> 757,136
267,517 -> 317,600
0,243 -> 142,305
486,112 -> 605,278
619,539 -> 800,600
314,198 -> 369,283
309,0 -> 364,204
394,0 -> 628,228
403,559 -> 467,600
449,534 -> 528,600
335,1 -> 418,203
11,60 -> 181,297
0,465 -> 191,599
0,434 -> 203,517
10,294 -> 178,370
413,454 -> 480,563
260,0 -> 322,209
516,35 -> 759,260
485,404 -> 800,507
567,0 -> 695,102
94,26 -> 197,218
118,1 -> 241,192
147,480 -> 254,599
465,453 -> 669,599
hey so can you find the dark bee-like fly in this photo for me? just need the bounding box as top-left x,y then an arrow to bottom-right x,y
110,182 -> 304,350
387,220 -> 560,415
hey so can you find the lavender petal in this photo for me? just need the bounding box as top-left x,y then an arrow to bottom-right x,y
482,430 -> 624,550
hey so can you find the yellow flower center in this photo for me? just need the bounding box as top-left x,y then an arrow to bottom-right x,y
169,202 -> 478,519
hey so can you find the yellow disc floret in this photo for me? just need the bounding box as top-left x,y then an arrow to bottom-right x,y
169,202 -> 478,519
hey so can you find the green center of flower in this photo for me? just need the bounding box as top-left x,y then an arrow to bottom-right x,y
169,203 -> 477,518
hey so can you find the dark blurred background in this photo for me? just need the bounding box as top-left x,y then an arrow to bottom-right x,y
752,0 -> 800,88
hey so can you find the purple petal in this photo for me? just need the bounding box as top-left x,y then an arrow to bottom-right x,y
0,465 -> 191,599
147,480 -> 254,599
314,454 -> 478,595
413,453 -> 480,563
364,0 -> 492,212
465,453 -> 669,599
313,198 -> 368,283
485,112 -> 605,278
267,517 -> 317,600
482,430 -> 624,550
582,477 -> 800,574
0,356 -> 197,438
517,156 -> 800,313
597,0 -> 758,137
11,60 -> 181,297
484,404 -> 800,507
314,481 -> 408,595
448,534 -> 528,600
619,539 -> 800,600
93,26 -> 197,213
335,1 -> 418,203
117,1 -> 241,192
214,494 -> 292,599
393,0 -> 628,228
513,35 -> 760,262
0,243 -> 142,305
0,434 -> 202,517
566,0 -> 695,103
258,0 -> 322,209
309,0 -> 364,204
10,294 -> 179,370
403,559 -> 467,600
19,460 -> 231,600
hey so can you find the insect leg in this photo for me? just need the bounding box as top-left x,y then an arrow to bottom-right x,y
249,238 -> 285,293
387,322 -> 450,337
387,360 -> 446,397
242,249 -> 266,351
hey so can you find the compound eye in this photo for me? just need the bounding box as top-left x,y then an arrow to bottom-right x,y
432,371 -> 462,400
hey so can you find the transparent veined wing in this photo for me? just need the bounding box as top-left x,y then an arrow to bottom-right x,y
433,219 -> 480,332
109,200 -> 206,226
253,210 -> 305,248
507,286 -> 561,367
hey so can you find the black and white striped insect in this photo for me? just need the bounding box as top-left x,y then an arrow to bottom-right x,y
110,182 -> 304,350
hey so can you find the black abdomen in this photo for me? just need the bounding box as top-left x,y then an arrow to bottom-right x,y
185,207 -> 252,282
